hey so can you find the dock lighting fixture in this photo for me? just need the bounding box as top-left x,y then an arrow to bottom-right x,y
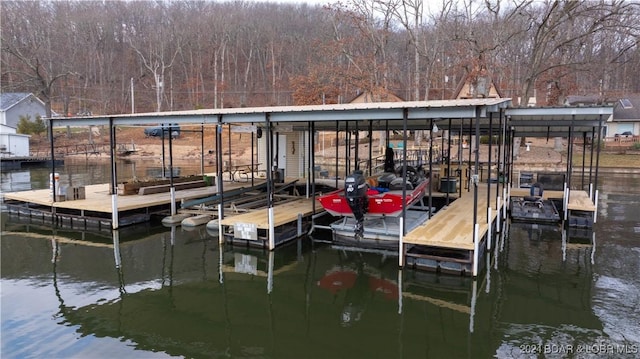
432,124 -> 439,133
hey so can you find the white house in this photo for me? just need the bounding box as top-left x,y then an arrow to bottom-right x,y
565,94 -> 639,138
0,124 -> 30,157
610,95 -> 640,137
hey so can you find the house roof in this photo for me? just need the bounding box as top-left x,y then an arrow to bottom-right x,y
612,94 -> 640,122
347,89 -> 404,103
452,71 -> 504,100
0,92 -> 33,112
564,95 -> 601,106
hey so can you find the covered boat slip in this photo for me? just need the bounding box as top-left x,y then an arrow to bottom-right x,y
506,106 -> 610,219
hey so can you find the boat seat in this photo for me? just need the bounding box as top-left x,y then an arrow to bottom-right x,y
521,196 -> 543,208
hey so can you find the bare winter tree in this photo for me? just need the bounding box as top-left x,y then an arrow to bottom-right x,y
122,2 -> 181,112
2,0 -> 639,116
0,1 -> 79,118
516,1 -> 640,107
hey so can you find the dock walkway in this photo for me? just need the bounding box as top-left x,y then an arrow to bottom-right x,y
3,182 -> 257,213
566,190 -> 596,212
510,187 -> 595,211
219,198 -> 320,230
403,184 -> 502,250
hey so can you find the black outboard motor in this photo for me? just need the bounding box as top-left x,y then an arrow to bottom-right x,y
345,170 -> 368,237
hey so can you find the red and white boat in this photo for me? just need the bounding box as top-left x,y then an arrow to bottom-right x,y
317,173 -> 430,218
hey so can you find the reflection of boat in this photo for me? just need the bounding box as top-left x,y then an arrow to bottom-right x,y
316,267 -> 399,300
317,269 -> 358,294
368,276 -> 398,300
317,257 -> 399,327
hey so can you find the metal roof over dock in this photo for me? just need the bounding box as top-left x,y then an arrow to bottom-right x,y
49,98 -> 612,137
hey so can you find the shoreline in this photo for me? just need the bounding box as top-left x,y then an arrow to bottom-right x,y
60,154 -> 640,175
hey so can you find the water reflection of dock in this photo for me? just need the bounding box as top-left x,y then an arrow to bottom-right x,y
38,233 -> 495,358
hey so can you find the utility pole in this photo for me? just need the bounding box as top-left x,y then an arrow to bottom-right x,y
130,78 -> 135,114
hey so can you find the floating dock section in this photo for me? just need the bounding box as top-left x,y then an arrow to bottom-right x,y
510,187 -> 598,227
402,184 -> 504,276
3,182 -> 252,229
218,198 -> 320,249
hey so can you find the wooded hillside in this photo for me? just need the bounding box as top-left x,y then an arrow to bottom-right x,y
2,0 -> 639,117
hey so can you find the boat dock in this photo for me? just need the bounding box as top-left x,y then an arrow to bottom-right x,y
3,178 -> 325,249
402,184 -> 504,275
218,197 -> 320,249
7,98 -> 610,277
3,181 -> 260,228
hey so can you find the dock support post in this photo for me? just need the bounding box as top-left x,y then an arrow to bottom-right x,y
589,183 -> 593,200
496,196 -> 501,233
398,217 -> 404,267
217,203 -> 223,244
109,117 -> 119,230
297,213 -> 303,237
111,194 -> 119,229
487,207 -> 492,250
170,187 -> 176,215
593,189 -> 599,224
268,207 -> 275,250
472,223 -> 479,276
564,185 -> 569,221
503,188 -> 508,220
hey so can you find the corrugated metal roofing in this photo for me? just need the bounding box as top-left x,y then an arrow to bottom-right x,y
50,98 -> 512,127
48,98 -> 614,138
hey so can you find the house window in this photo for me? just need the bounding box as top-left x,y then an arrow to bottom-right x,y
619,98 -> 633,109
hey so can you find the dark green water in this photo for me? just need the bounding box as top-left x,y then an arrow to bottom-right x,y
1,167 -> 639,358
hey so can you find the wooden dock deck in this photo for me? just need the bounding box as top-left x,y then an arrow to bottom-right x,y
566,190 -> 596,212
2,182 -> 258,214
403,184 -> 503,250
219,198 -> 320,229
510,188 -> 564,199
510,187 -> 595,212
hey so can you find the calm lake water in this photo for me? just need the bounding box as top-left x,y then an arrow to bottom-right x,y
1,162 -> 639,358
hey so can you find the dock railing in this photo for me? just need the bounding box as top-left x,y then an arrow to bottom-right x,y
31,143 -> 110,158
